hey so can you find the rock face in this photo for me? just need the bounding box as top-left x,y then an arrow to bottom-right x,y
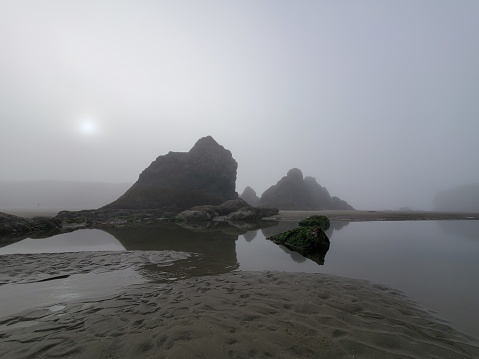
240,186 -> 260,206
257,168 -> 354,210
104,136 -> 238,212
267,215 -> 331,265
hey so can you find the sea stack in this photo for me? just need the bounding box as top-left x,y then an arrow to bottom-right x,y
257,168 -> 354,210
103,136 -> 238,212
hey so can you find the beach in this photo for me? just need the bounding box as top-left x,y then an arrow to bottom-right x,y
274,210 -> 479,222
1,250 -> 479,358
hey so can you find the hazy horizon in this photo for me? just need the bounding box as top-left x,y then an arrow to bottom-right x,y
1,1 -> 478,210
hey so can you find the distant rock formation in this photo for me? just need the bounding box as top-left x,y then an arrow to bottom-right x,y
257,168 -> 354,210
240,186 -> 260,206
434,184 -> 479,212
104,136 -> 238,212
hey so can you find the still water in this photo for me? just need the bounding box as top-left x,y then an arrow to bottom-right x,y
1,220 -> 478,338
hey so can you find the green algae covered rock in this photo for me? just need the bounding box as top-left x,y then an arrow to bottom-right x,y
298,215 -> 330,231
268,216 -> 330,265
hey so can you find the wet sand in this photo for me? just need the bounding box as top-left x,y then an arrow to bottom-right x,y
1,252 -> 479,358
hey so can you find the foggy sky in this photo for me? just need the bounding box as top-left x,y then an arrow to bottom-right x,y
1,1 -> 478,210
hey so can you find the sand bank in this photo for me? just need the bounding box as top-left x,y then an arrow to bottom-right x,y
274,210 -> 479,222
1,256 -> 478,358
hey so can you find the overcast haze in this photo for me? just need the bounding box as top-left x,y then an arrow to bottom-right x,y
1,1 -> 478,210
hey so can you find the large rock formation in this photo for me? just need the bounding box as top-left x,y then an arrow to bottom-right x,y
239,186 -> 260,206
257,168 -> 354,210
104,136 -> 238,212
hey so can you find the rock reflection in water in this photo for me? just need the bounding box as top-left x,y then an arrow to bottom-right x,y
243,230 -> 257,242
102,221 -> 278,281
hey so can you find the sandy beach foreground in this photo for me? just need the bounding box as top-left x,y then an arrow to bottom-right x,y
1,251 -> 479,358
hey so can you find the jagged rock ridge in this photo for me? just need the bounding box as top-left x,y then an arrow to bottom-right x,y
257,168 -> 354,210
104,136 -> 238,212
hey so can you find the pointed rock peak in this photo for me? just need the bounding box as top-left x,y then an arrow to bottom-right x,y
242,186 -> 257,196
286,168 -> 304,181
189,136 -> 222,153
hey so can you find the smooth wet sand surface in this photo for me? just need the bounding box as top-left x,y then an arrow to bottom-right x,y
1,252 -> 479,359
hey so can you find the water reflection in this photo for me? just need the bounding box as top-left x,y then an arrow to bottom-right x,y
102,221 -> 279,281
437,220 -> 479,241
243,230 -> 257,242
0,229 -> 125,255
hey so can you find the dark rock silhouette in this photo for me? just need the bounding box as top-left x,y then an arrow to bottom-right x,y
103,136 -> 238,212
258,168 -> 354,210
434,183 -> 479,212
240,186 -> 260,206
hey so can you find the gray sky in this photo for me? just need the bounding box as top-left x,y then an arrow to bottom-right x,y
1,0 -> 478,210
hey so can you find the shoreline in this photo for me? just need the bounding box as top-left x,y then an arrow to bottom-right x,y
272,210 -> 479,222
3,209 -> 479,222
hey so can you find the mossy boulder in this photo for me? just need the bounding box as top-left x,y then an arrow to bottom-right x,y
268,216 -> 330,265
298,215 -> 330,231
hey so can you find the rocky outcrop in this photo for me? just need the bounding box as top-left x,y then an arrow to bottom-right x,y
175,198 -> 278,223
227,207 -> 279,221
175,205 -> 220,222
267,215 -> 331,265
0,212 -> 61,236
240,186 -> 260,206
257,168 -> 354,210
175,199 -> 251,222
0,212 -> 61,247
55,209 -> 168,228
103,136 -> 238,212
